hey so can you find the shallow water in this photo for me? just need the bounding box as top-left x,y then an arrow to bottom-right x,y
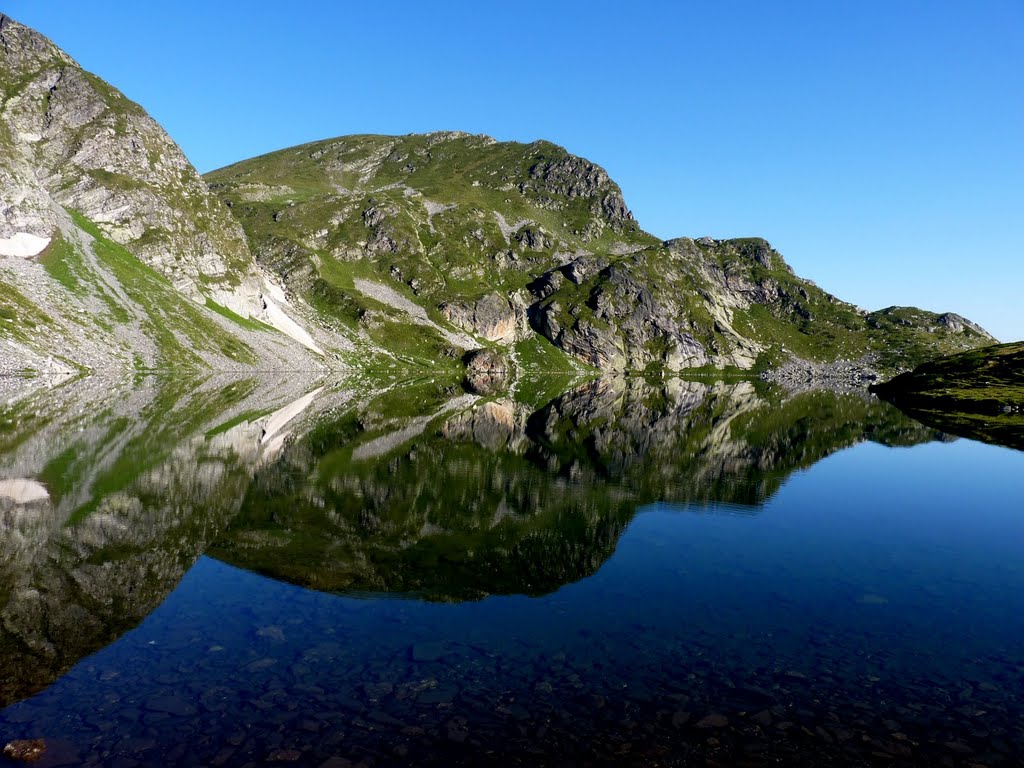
0,375 -> 1022,766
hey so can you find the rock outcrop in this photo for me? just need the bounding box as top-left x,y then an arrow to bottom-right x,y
1,15 -> 248,301
440,292 -> 526,343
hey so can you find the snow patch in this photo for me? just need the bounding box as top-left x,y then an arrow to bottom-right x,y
262,279 -> 289,305
0,479 -> 49,504
0,232 -> 50,258
260,297 -> 324,356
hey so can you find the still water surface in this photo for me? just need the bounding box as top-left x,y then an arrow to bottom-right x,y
0,375 -> 1021,766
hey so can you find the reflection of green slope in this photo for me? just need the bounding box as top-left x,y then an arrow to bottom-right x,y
210,379 -> 943,601
63,377 -> 262,522
877,407 -> 1024,451
211,385 -> 633,600
212,436 -> 633,601
0,373 -> 334,708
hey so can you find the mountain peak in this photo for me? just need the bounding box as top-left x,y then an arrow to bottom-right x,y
0,14 -> 78,69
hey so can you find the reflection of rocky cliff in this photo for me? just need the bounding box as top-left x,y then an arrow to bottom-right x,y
0,373 -> 342,707
210,378 -> 945,602
529,377 -> 951,506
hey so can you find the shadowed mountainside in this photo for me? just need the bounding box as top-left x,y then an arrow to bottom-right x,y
873,341 -> 1024,450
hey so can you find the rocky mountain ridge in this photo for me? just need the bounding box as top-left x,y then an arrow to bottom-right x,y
0,14 -> 335,373
207,133 -> 996,376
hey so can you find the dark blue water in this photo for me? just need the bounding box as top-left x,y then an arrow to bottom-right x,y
2,431 -> 1022,767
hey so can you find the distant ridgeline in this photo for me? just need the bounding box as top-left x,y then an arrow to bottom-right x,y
0,13 -> 996,379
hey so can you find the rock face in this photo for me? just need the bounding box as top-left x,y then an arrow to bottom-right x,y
0,15 -> 251,301
521,153 -> 635,238
531,259 -> 710,371
0,14 -> 332,371
440,292 -> 526,343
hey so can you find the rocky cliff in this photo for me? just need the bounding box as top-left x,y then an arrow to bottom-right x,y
0,14 -> 334,372
208,133 -> 995,376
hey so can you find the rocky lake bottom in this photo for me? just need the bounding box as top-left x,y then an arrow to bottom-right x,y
0,374 -> 1021,767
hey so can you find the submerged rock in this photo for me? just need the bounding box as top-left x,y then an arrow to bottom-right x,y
3,739 -> 46,762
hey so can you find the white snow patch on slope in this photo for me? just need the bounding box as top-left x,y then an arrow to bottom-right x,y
0,232 -> 50,258
260,297 -> 324,356
0,479 -> 49,504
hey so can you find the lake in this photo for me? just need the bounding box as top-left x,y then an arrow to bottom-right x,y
0,373 -> 1021,767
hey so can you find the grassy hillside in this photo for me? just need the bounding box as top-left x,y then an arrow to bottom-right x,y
208,132 -> 994,375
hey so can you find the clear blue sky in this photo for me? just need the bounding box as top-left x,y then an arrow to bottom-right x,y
8,1 -> 1023,341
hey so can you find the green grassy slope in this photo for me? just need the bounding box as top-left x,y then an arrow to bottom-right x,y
0,208 -> 294,372
208,132 -> 993,375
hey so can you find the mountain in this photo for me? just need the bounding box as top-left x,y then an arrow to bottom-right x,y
0,14 -> 995,377
872,341 -> 1024,449
207,132 -> 995,375
0,14 -> 333,373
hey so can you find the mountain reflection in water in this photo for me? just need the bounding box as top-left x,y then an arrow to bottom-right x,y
1,373 -> 1021,767
209,377 -> 946,601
